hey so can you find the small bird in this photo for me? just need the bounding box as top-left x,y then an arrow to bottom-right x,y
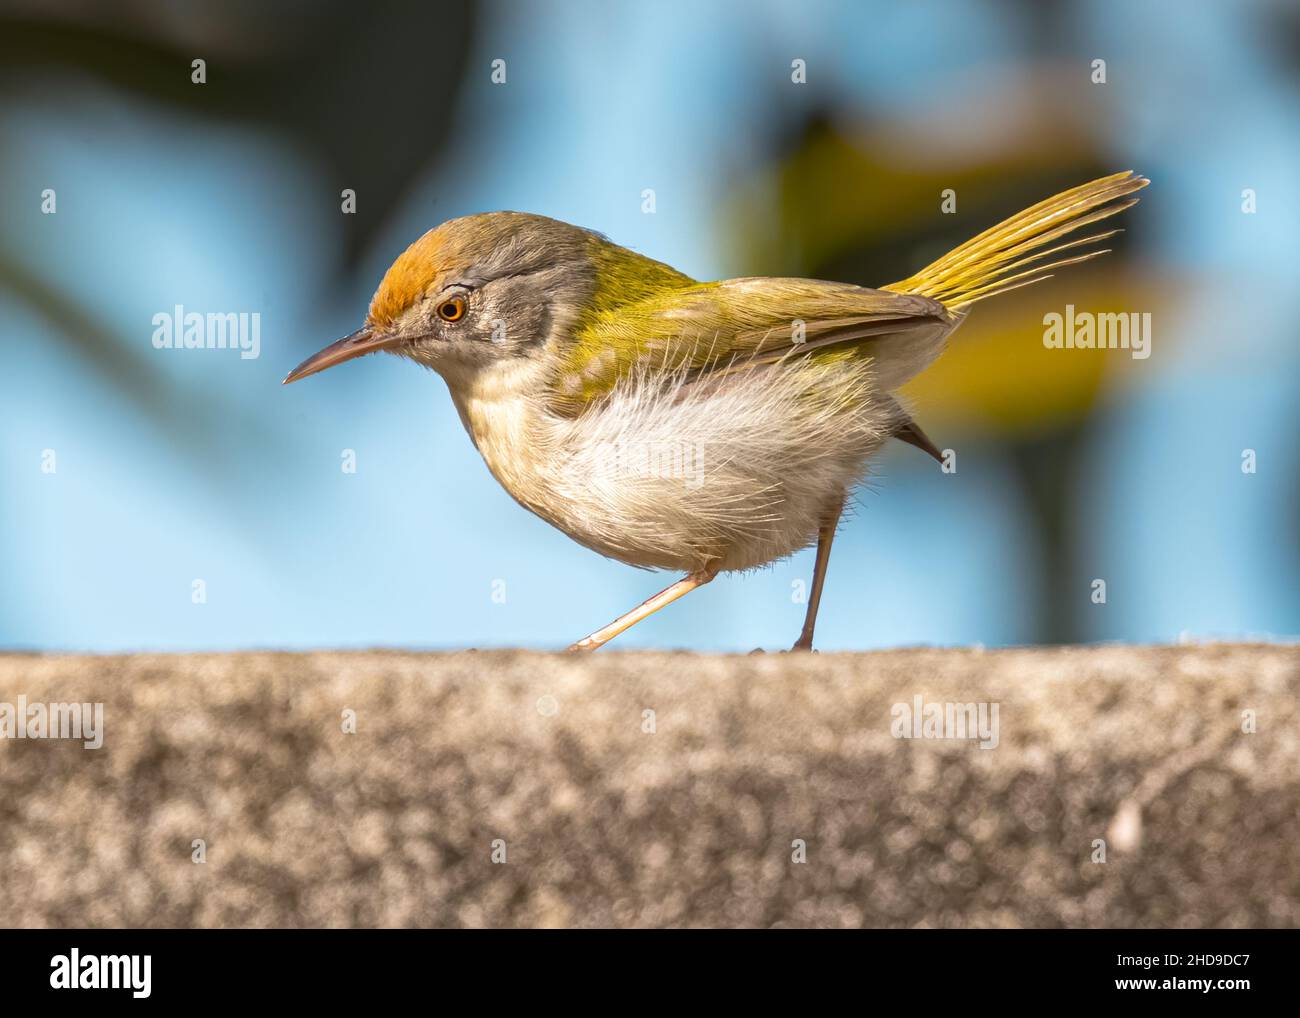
286,172 -> 1146,651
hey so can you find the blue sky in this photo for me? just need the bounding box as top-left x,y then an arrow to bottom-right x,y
2,0 -> 1296,651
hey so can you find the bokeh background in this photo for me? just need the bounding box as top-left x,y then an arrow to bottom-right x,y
2,0 -> 1296,652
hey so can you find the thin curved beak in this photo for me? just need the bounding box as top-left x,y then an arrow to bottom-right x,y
282,327 -> 402,384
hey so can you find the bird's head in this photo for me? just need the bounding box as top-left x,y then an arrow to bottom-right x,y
284,212 -> 605,386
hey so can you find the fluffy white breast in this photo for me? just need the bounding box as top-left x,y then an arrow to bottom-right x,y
447,356 -> 903,574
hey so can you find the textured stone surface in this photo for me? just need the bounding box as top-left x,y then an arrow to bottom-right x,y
0,644 -> 1296,928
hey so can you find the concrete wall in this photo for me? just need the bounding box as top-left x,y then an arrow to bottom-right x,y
0,644 -> 1296,927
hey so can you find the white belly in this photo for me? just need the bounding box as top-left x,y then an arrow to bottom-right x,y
449,357 -> 902,574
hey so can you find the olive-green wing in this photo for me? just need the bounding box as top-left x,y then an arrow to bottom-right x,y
547,276 -> 953,416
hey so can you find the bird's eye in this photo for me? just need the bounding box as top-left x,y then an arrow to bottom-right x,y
437,297 -> 466,322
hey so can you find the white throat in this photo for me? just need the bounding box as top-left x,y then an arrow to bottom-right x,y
441,357 -> 553,500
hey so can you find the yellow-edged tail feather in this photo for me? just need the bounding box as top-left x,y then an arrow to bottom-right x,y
885,170 -> 1148,310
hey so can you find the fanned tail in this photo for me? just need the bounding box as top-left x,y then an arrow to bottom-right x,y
885,171 -> 1148,311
